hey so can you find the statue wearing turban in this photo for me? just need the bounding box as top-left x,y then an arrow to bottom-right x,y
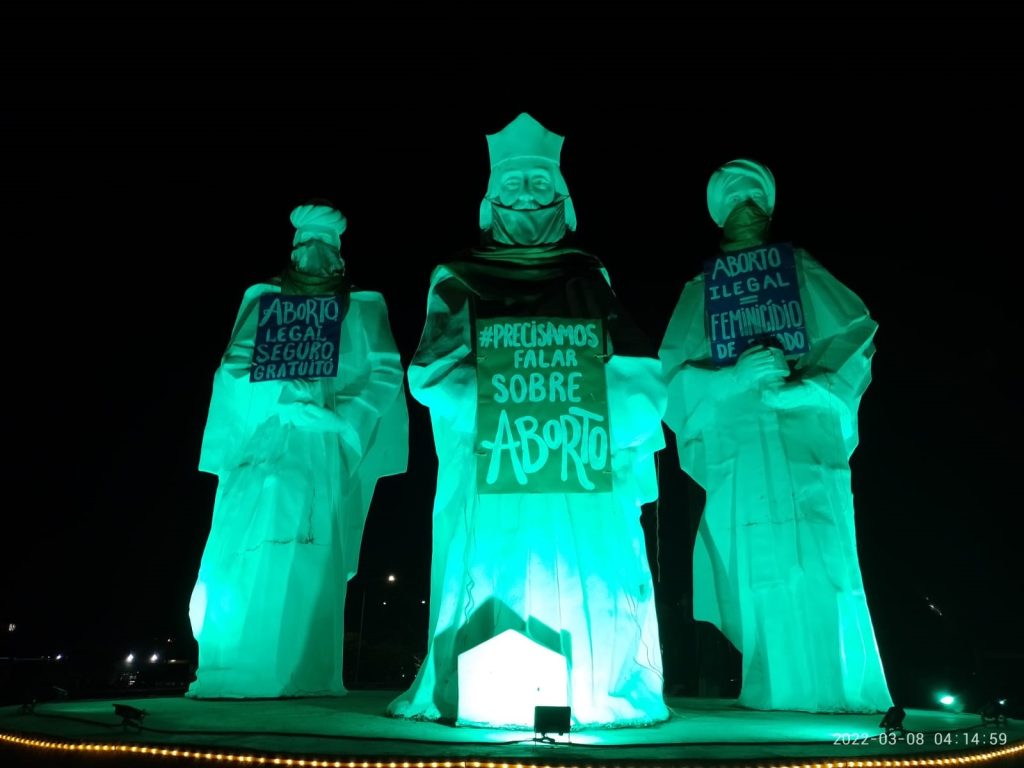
659,159 -> 892,712
187,202 -> 408,698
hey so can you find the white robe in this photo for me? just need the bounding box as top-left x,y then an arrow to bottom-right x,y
388,263 -> 669,727
188,285 -> 408,698
660,249 -> 892,713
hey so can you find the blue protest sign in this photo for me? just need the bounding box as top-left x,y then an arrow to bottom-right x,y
703,242 -> 808,365
250,294 -> 342,382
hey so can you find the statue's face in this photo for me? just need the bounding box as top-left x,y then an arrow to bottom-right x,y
497,167 -> 556,209
293,240 -> 343,276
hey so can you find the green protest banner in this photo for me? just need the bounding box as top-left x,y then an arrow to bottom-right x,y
475,317 -> 611,493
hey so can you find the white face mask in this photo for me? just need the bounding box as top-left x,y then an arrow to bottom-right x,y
488,198 -> 568,246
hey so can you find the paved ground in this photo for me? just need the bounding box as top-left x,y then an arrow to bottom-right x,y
1,691 -> 1021,766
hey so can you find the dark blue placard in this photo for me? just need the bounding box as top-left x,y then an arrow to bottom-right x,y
703,242 -> 808,365
250,294 -> 342,381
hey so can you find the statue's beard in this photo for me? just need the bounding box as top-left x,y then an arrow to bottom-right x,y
489,199 -> 567,246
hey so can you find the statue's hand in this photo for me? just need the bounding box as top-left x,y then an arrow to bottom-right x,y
279,401 -> 333,431
280,377 -> 319,405
732,345 -> 788,392
278,401 -> 362,475
761,382 -> 818,410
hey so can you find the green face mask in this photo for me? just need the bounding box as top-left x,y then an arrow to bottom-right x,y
488,198 -> 567,246
291,239 -> 344,276
722,201 -> 771,249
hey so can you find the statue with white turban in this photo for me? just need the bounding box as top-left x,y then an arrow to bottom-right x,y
187,202 -> 408,698
659,159 -> 892,712
387,114 -> 668,727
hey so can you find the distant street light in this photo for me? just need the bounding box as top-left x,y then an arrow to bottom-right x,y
354,574 -> 398,685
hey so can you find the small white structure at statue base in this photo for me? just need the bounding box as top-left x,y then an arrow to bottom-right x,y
456,629 -> 568,728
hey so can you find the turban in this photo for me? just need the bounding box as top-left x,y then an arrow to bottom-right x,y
290,204 -> 348,249
707,159 -> 776,227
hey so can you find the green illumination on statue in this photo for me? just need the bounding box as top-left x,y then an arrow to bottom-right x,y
388,114 -> 668,727
187,203 -> 409,698
659,159 -> 892,713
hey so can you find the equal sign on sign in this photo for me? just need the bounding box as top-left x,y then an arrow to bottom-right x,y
702,242 -> 809,365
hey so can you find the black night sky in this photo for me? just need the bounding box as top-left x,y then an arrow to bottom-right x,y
3,6 -> 1021,712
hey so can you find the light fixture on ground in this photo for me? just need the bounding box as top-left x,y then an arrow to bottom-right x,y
534,705 -> 572,743
980,698 -> 1008,725
113,703 -> 147,730
879,704 -> 906,734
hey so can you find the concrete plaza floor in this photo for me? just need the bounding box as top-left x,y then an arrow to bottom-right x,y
2,691 -> 1022,766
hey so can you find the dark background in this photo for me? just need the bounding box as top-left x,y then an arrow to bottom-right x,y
2,4 -> 1020,713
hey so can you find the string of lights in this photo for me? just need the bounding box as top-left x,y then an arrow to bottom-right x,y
3,732 -> 1024,767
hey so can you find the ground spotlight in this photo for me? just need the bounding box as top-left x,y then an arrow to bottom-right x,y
879,704 -> 906,734
20,685 -> 68,714
980,698 -> 1008,725
534,705 -> 572,743
113,703 -> 147,730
